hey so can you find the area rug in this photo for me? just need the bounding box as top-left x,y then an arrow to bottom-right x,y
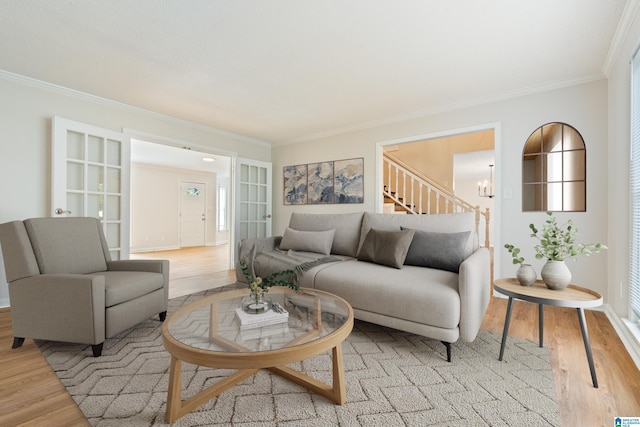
39,286 -> 560,426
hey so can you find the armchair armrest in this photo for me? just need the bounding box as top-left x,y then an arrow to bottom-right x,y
9,274 -> 106,345
107,259 -> 170,301
107,259 -> 169,274
236,236 -> 282,282
458,247 -> 491,342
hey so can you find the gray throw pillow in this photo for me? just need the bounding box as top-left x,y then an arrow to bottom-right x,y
356,228 -> 415,269
402,228 -> 471,273
279,227 -> 335,255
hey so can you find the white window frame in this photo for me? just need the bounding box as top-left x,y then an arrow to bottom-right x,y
629,50 -> 640,324
218,185 -> 227,232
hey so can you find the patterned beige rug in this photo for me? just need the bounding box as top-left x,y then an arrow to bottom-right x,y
39,286 -> 560,426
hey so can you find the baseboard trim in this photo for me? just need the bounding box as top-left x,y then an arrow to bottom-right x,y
130,245 -> 180,253
604,304 -> 640,371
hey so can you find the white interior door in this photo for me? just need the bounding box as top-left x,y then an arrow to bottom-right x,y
52,117 -> 130,260
180,181 -> 206,247
234,157 -> 272,261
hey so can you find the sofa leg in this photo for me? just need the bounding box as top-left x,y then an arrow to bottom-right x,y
12,337 -> 25,349
92,343 -> 104,357
441,341 -> 452,362
159,311 -> 167,322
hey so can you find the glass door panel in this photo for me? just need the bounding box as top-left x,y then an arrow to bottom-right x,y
52,117 -> 130,259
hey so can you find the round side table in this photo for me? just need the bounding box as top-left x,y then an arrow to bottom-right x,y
494,278 -> 603,388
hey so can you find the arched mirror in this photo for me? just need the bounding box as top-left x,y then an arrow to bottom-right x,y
522,122 -> 586,212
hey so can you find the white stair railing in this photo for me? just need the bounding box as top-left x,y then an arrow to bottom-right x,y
383,152 -> 491,248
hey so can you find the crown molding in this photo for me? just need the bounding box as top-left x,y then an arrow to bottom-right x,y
603,0 -> 640,76
278,74 -> 605,146
0,70 -> 272,148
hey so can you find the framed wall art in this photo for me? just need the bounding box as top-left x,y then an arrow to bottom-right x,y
283,157 -> 363,205
283,164 -> 308,205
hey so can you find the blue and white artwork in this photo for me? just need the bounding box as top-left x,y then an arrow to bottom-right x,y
283,164 -> 307,205
334,158 -> 364,203
308,161 -> 334,204
283,158 -> 363,205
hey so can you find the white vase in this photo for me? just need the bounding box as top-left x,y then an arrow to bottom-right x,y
541,260 -> 571,290
516,264 -> 536,286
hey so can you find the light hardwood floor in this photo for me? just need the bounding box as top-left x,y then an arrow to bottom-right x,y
1,247 -> 639,426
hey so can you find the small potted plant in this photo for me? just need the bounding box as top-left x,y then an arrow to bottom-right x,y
239,260 -> 300,313
529,211 -> 606,289
504,244 -> 536,286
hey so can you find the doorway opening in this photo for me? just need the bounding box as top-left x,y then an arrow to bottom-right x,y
377,123 -> 500,282
128,137 -> 234,294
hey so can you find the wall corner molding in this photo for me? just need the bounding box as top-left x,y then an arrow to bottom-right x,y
0,70 -> 271,148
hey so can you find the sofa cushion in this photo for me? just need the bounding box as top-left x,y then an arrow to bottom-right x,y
288,212 -> 364,256
359,212 -> 477,258
402,228 -> 470,273
356,228 -> 414,269
279,227 -> 335,255
312,260 -> 460,330
96,271 -> 165,307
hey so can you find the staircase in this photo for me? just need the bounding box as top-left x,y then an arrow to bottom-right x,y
383,152 -> 491,248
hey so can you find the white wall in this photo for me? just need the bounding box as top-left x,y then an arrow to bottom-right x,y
130,163 -> 228,252
0,74 -> 271,307
273,80 -> 610,303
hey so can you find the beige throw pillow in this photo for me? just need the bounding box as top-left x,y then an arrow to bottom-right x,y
279,227 -> 335,255
356,228 -> 415,269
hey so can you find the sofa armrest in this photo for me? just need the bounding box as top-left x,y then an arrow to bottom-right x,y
458,247 -> 491,342
236,236 -> 282,282
9,274 -> 106,345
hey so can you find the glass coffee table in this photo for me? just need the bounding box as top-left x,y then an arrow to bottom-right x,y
161,286 -> 354,423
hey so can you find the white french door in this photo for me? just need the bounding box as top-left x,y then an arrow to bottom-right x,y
233,157 -> 272,262
52,117 -> 130,260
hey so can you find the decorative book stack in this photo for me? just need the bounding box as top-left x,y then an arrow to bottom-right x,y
234,307 -> 289,330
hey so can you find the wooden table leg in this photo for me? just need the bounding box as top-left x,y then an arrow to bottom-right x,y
165,356 -> 183,423
576,307 -> 599,388
498,297 -> 514,361
332,344 -> 346,404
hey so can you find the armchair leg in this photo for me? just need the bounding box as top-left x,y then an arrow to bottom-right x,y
441,341 -> 452,362
12,337 -> 25,349
92,343 -> 104,357
159,311 -> 167,322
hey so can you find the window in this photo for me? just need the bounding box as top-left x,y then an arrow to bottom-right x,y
218,185 -> 227,231
630,51 -> 640,322
522,122 -> 586,212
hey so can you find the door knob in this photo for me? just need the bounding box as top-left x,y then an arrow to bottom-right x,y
264,214 -> 272,219
55,208 -> 71,215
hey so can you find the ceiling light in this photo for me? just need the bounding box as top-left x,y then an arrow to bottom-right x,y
202,157 -> 215,162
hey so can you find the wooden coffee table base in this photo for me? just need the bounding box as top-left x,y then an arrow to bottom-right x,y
165,344 -> 346,423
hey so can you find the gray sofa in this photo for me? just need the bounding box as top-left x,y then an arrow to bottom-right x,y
237,211 -> 491,361
0,217 -> 169,356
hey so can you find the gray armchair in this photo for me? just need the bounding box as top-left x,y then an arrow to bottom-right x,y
0,217 -> 169,356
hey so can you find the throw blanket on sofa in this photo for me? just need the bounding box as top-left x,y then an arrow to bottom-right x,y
247,248 -> 341,284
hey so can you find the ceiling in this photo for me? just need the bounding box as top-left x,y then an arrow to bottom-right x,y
0,1 -> 627,145
131,139 -> 231,176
